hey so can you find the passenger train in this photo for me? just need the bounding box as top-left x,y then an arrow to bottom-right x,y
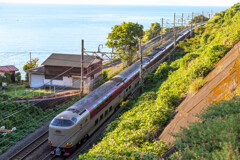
48,25 -> 200,156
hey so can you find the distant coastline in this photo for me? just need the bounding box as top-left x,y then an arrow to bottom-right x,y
0,4 -> 227,77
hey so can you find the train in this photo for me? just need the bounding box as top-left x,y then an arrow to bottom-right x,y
48,25 -> 197,156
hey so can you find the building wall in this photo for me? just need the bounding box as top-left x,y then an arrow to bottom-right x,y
30,74 -> 45,88
44,76 -> 73,87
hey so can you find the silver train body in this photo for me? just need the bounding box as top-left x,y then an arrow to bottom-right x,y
48,26 -> 196,156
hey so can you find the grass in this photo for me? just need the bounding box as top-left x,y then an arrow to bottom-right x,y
0,83 -> 52,99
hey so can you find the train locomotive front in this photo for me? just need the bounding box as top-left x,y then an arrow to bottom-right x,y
48,108 -> 89,156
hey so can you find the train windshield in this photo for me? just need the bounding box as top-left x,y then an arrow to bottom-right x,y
51,119 -> 75,127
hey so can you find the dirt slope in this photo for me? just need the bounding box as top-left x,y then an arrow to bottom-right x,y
159,42 -> 240,143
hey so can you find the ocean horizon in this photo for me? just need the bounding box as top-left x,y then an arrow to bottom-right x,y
0,3 -> 228,78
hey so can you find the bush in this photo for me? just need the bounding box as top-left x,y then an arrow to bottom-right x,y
188,77 -> 205,93
170,97 -> 240,160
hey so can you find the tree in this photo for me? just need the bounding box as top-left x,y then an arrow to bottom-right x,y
106,22 -> 144,65
188,15 -> 209,25
15,72 -> 21,83
143,22 -> 161,42
23,58 -> 39,81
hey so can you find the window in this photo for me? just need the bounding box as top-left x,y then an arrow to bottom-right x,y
95,119 -> 99,126
100,114 -> 103,121
109,106 -> 112,112
110,95 -> 113,99
71,117 -> 77,123
129,85 -> 131,89
51,119 -> 75,127
105,98 -> 108,103
126,88 -> 128,92
105,110 -> 108,117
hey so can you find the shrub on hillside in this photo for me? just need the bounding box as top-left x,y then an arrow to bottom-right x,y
170,97 -> 240,160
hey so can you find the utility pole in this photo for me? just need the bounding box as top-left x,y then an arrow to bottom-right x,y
139,39 -> 143,93
191,12 -> 193,37
181,13 -> 184,31
173,12 -> 176,59
201,11 -> 204,24
211,10 -> 213,18
161,18 -> 163,41
29,52 -> 32,86
29,52 -> 31,63
80,39 -> 84,98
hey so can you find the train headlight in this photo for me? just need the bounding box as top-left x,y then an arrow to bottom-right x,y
48,140 -> 52,144
66,142 -> 72,146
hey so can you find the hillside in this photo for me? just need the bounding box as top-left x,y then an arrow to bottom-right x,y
159,41 -> 240,143
78,3 -> 240,159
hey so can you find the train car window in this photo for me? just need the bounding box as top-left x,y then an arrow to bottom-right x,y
51,119 -> 74,127
105,98 -> 108,103
129,85 -> 131,89
100,114 -> 103,121
110,95 -> 113,99
95,119 -> 98,126
126,88 -> 128,92
109,106 -> 112,112
105,110 -> 108,117
80,124 -> 82,129
71,117 -> 77,123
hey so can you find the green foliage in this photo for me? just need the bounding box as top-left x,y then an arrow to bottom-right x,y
79,3 -> 240,159
4,73 -> 11,84
106,22 -> 144,65
188,77 -> 205,93
143,22 -> 161,42
0,83 -> 51,98
23,58 -> 39,82
170,97 -> 240,160
15,72 -> 21,83
0,97 -> 80,154
23,58 -> 39,71
188,15 -> 209,25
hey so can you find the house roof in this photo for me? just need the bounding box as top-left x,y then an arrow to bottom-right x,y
0,65 -> 19,72
26,66 -> 45,75
42,53 -> 101,68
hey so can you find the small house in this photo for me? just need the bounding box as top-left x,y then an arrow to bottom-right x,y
0,65 -> 19,83
27,53 -> 102,92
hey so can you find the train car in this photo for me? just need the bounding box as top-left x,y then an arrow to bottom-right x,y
48,25 -> 197,156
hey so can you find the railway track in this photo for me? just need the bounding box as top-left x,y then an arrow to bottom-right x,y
9,131 -> 49,160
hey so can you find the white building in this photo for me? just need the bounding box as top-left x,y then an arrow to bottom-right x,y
27,53 -> 103,92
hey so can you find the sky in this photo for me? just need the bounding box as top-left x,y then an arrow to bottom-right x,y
0,0 -> 239,6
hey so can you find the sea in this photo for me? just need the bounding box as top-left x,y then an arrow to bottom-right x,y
0,3 -> 228,78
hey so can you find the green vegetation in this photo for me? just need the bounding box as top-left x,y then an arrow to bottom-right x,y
170,97 -> 240,160
0,97 -> 80,154
142,22 -> 161,42
0,83 -> 51,99
188,15 -> 209,25
188,77 -> 205,93
23,58 -> 39,81
0,72 -> 11,84
106,22 -> 144,65
78,3 -> 240,159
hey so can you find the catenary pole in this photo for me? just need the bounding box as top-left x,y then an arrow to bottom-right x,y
173,12 -> 176,59
80,39 -> 84,98
161,18 -> 163,41
191,12 -> 193,37
139,39 -> 143,93
181,13 -> 184,31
